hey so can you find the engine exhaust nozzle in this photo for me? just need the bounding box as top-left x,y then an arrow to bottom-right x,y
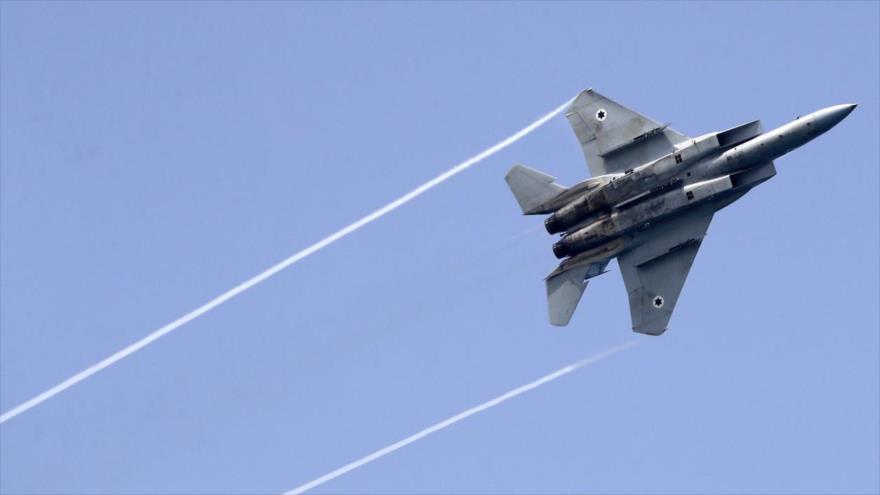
552,239 -> 570,259
545,215 -> 563,235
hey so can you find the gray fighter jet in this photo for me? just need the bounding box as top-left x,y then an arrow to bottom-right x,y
506,89 -> 856,335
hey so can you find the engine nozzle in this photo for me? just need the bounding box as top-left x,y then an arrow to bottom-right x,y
544,215 -> 563,235
544,191 -> 610,235
552,239 -> 570,259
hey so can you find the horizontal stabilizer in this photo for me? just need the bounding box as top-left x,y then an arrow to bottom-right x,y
546,260 -> 608,326
505,164 -> 567,215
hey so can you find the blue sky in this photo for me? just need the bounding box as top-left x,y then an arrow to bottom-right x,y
1,2 -> 878,493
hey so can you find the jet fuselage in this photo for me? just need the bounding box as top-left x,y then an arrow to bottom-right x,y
504,89 -> 856,332
549,104 -> 856,261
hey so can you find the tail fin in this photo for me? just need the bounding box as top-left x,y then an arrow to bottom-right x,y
505,164 -> 566,215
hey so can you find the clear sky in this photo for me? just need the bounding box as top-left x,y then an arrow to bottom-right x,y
1,2 -> 878,493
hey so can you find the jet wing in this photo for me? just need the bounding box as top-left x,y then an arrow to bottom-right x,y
566,89 -> 689,177
617,206 -> 714,335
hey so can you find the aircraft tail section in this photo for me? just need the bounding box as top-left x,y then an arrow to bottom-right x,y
505,164 -> 567,215
545,260 -> 609,326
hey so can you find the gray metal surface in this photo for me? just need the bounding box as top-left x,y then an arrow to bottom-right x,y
565,89 -> 690,177
546,259 -> 609,326
617,205 -> 714,335
505,164 -> 567,214
507,89 -> 856,334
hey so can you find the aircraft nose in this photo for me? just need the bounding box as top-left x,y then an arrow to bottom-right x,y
812,103 -> 857,133
832,102 -> 857,120
840,103 -> 858,117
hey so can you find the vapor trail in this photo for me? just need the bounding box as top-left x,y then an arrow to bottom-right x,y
0,97 -> 574,425
284,341 -> 638,494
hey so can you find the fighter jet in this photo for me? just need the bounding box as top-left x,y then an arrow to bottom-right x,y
506,89 -> 856,335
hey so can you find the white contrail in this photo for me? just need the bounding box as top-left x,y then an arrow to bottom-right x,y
284,341 -> 638,494
0,97 -> 574,425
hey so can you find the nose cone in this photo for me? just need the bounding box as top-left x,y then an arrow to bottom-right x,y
832,103 -> 858,121
812,103 -> 857,133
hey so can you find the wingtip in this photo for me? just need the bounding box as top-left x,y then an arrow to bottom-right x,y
632,324 -> 667,336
